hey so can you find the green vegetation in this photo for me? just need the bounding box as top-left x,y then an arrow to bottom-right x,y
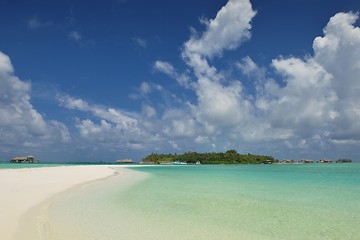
142,150 -> 275,164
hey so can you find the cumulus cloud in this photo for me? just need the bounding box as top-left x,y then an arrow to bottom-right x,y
245,11 -> 360,147
180,0 -> 256,135
154,60 -> 192,88
237,56 -> 259,75
250,57 -> 337,141
313,12 -> 360,141
151,2 -> 360,157
57,94 -> 167,152
58,94 -> 138,128
76,119 -> 114,140
195,78 -> 251,128
183,0 -> 256,58
0,51 -> 70,150
152,0 -> 260,149
162,109 -> 197,137
7,1 -> 360,160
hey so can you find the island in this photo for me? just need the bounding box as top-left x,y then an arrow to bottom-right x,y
141,150 -> 275,165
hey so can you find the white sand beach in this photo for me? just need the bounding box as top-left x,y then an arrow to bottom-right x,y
0,165 -> 120,240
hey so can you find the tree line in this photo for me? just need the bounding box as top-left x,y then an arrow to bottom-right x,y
142,150 -> 275,164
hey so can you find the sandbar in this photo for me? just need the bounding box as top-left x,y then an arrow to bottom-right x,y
0,165 -> 121,240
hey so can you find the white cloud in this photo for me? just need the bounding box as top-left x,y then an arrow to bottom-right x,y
142,104 -> 156,118
162,109 -> 197,138
241,11 -> 360,147
154,60 -> 193,88
183,0 -> 256,58
126,142 -> 145,150
237,56 -> 258,75
169,140 -> 179,149
237,56 -> 266,79
140,82 -> 151,95
177,0 -> 256,136
194,135 -> 209,144
5,2 -> 360,160
57,94 -> 168,152
253,57 -> 337,139
76,119 -> 113,139
152,5 -> 360,157
58,94 -> 138,128
195,78 -> 251,128
154,60 -> 176,76
181,0 -> 256,83
313,12 -> 360,141
0,51 -> 70,149
0,52 -> 13,73
58,95 -> 89,110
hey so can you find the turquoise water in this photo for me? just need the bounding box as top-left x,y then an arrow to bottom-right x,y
0,162 -> 116,169
47,164 -> 360,240
0,162 -> 64,169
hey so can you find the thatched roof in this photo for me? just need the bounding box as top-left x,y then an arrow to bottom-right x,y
115,159 -> 134,163
11,155 -> 34,161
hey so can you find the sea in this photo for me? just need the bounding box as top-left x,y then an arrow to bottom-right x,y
12,163 -> 360,240
0,162 -> 64,169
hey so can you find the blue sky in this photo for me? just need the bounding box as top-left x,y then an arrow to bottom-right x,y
1,0 -> 360,162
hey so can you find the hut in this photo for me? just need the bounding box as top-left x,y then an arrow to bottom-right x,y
283,159 -> 295,164
10,155 -> 38,163
318,159 -> 333,163
336,159 -> 352,163
299,159 -> 314,164
115,159 -> 134,164
139,161 -> 156,165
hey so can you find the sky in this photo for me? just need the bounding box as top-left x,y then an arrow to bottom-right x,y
1,0 -> 360,162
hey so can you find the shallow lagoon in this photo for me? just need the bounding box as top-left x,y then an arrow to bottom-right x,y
47,164 -> 360,240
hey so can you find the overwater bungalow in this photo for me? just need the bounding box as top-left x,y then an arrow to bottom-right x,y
185,160 -> 202,165
282,159 -> 295,164
336,159 -> 352,163
299,159 -> 314,164
173,161 -> 187,165
318,159 -> 333,163
115,159 -> 134,164
10,155 -> 38,163
139,161 -> 156,165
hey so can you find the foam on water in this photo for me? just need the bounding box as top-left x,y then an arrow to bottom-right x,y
46,164 -> 360,240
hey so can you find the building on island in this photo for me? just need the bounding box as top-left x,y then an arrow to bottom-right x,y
282,160 -> 295,164
318,159 -> 333,163
299,159 -> 314,164
115,159 -> 134,164
139,161 -> 156,165
336,159 -> 352,163
10,155 -> 38,163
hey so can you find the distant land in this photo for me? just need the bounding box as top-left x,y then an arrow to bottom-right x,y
141,150 -> 354,165
141,150 -> 275,165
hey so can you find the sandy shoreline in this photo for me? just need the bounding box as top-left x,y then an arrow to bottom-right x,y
0,165 -> 126,240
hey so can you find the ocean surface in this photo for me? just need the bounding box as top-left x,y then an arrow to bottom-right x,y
39,164 -> 360,239
0,162 -> 64,169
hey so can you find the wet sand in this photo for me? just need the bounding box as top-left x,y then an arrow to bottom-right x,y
0,165 -> 118,240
